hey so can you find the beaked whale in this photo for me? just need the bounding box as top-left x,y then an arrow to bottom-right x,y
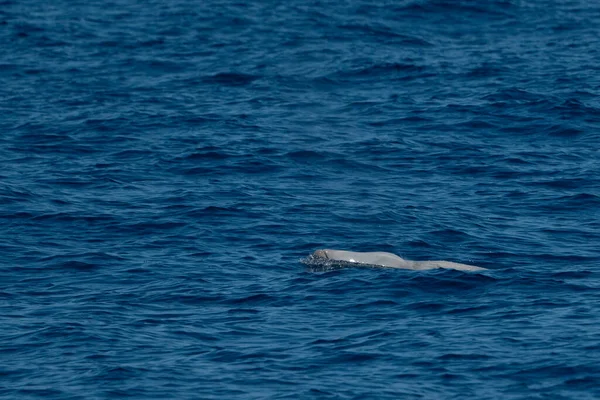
309,249 -> 486,272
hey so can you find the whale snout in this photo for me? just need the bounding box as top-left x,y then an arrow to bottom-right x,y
313,249 -> 329,259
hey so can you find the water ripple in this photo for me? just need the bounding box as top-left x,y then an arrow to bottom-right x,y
1,0 -> 600,399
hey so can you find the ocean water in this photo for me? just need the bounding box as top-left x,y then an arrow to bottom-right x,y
1,0 -> 599,398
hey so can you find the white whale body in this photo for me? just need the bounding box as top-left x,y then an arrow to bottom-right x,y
308,249 -> 486,272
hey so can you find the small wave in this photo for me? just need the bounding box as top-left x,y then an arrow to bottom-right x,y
337,24 -> 433,46
482,88 -> 547,103
51,260 -> 98,272
286,150 -> 328,163
337,62 -> 429,79
182,150 -> 233,161
203,72 -> 259,86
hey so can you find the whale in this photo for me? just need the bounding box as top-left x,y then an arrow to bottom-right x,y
308,249 -> 486,272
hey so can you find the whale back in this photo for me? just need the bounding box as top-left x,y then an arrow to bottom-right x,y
315,249 -> 413,268
309,249 -> 486,272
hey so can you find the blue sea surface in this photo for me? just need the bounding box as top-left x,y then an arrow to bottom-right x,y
1,0 -> 599,398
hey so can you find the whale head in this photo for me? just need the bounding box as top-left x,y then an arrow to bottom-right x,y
312,249 -> 330,260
